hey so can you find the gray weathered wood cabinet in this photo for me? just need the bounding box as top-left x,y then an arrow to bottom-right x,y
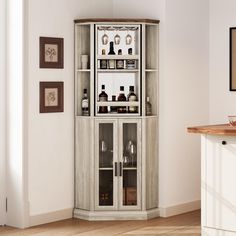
74,18 -> 159,220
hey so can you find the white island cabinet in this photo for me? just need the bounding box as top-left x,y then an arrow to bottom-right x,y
188,124 -> 236,236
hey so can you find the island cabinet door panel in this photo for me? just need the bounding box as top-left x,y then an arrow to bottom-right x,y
204,135 -> 236,232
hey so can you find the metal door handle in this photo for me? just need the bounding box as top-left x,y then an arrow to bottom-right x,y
115,162 -> 118,176
119,162 -> 123,177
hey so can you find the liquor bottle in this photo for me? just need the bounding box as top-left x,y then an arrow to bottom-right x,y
128,86 -> 138,113
110,95 -> 117,113
146,97 -> 152,116
116,48 -> 124,69
108,41 -> 116,55
117,86 -> 126,113
81,89 -> 89,116
98,85 -> 108,113
100,49 -> 107,69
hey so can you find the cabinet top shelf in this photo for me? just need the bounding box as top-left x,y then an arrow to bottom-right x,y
74,18 -> 160,24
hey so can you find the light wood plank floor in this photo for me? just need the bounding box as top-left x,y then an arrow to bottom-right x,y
0,210 -> 200,236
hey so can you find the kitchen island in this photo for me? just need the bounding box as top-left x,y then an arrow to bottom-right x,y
188,124 -> 236,236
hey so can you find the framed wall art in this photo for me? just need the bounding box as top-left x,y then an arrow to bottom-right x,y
40,82 -> 64,113
230,28 -> 236,91
39,37 -> 64,68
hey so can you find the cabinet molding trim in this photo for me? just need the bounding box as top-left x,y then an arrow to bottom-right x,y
29,208 -> 73,227
159,200 -> 200,218
74,208 -> 160,221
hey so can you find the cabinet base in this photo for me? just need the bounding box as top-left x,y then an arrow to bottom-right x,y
202,227 -> 236,235
74,208 -> 160,221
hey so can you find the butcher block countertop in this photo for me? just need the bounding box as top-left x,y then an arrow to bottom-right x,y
187,124 -> 236,136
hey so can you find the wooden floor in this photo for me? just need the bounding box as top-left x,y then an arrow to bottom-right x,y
0,210 -> 200,236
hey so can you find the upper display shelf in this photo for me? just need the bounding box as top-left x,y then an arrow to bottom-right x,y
74,18 -> 160,24
96,24 -> 140,57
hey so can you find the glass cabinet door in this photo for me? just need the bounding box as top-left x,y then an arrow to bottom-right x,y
119,119 -> 141,210
95,120 -> 118,210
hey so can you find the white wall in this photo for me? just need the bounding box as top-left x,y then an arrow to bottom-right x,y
113,0 -> 209,212
209,0 -> 236,123
159,0 -> 209,210
27,0 -> 113,219
0,0 -> 7,226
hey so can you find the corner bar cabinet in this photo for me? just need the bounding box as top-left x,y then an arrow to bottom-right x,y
74,18 -> 159,220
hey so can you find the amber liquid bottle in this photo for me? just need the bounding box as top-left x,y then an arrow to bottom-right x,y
98,85 -> 108,113
117,86 -> 126,113
128,86 -> 138,113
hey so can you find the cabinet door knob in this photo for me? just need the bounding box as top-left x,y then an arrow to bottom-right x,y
222,141 -> 227,145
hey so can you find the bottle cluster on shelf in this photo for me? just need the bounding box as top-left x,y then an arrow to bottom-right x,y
99,42 -> 137,70
99,59 -> 137,70
98,84 -> 138,114
81,85 -> 153,116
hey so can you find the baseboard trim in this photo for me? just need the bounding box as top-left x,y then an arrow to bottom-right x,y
74,208 -> 160,221
159,200 -> 200,218
29,208 -> 73,227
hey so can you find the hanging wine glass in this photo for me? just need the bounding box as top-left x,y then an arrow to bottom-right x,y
101,27 -> 109,45
125,28 -> 132,45
114,27 -> 121,45
130,143 -> 136,167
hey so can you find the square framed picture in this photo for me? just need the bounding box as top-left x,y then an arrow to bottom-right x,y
40,82 -> 64,113
40,37 -> 64,68
230,28 -> 236,91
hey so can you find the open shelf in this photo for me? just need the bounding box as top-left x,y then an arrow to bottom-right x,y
97,55 -> 139,60
97,101 -> 139,106
145,69 -> 158,72
96,113 -> 140,117
99,167 -> 113,170
97,69 -> 139,73
123,167 -> 137,170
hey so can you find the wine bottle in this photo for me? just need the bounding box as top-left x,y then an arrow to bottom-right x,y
108,42 -> 116,55
128,86 -> 137,113
98,85 -> 108,113
146,97 -> 152,116
117,86 -> 126,113
110,95 -> 117,113
81,89 -> 89,116
100,49 -> 107,69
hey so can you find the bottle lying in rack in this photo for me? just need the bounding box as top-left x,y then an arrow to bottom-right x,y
127,86 -> 138,113
98,85 -> 108,113
117,86 -> 126,113
81,88 -> 89,116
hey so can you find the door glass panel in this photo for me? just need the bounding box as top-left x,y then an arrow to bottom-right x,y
99,123 -> 113,206
122,123 -> 137,206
